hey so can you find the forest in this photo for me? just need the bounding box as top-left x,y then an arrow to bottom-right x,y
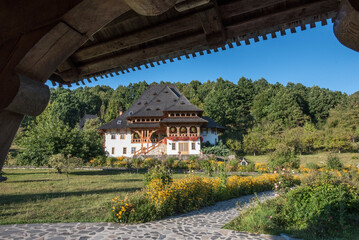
10,77 -> 359,166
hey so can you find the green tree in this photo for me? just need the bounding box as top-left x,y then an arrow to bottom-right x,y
243,130 -> 265,156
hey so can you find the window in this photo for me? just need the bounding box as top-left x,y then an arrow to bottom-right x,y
129,111 -> 133,116
191,142 -> 196,150
131,147 -> 136,154
111,133 -> 116,139
117,120 -> 122,125
123,147 -> 127,154
120,133 -> 125,139
202,129 -> 207,136
111,147 -> 115,154
172,143 -> 176,150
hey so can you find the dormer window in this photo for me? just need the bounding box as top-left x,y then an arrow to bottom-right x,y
146,108 -> 151,111
180,101 -> 185,105
129,111 -> 133,116
156,99 -> 161,102
137,102 -> 141,105
153,93 -> 157,96
156,108 -> 160,111
117,120 -> 122,125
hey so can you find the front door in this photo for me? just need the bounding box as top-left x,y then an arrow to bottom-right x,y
179,142 -> 189,154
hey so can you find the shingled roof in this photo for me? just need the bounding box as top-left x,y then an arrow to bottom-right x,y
201,116 -> 225,130
98,113 -> 129,130
98,84 -> 225,130
128,84 -> 202,117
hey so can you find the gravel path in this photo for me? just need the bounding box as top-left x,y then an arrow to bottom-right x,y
0,191 -> 284,240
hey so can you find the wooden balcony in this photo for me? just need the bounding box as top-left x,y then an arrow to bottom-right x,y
131,138 -> 159,143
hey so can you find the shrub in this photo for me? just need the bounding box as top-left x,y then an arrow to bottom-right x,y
268,144 -> 300,170
199,159 -> 215,176
106,157 -> 117,167
164,157 -> 176,168
48,153 -> 83,174
225,172 -> 359,240
144,158 -> 159,168
326,154 -> 343,170
306,162 -> 319,170
143,165 -> 172,186
227,159 -> 239,172
111,174 -> 292,224
201,140 -> 230,156
133,158 -> 144,172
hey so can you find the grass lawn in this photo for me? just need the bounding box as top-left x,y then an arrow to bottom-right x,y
244,152 -> 359,166
0,169 -> 190,225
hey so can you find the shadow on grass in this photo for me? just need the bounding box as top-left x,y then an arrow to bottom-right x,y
71,169 -> 140,176
6,179 -> 62,183
0,187 -> 141,205
3,171 -> 50,176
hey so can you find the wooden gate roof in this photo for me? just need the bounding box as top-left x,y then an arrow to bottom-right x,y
50,0 -> 339,86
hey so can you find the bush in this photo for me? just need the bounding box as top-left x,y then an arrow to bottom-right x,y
48,153 -> 83,174
268,144 -> 300,170
143,165 -> 172,186
106,157 -> 117,167
133,158 -> 144,172
306,162 -> 319,170
164,157 -> 176,168
201,140 -> 230,156
227,159 -> 239,172
326,154 -> 343,170
225,172 -> 359,240
111,174 -> 292,224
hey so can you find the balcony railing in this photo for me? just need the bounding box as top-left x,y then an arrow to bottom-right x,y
131,138 -> 159,143
168,133 -> 199,137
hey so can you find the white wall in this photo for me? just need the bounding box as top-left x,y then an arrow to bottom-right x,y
166,139 -> 201,155
201,128 -> 218,145
104,129 -> 141,157
104,127 -> 219,157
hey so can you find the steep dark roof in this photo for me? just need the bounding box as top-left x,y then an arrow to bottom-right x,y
161,117 -> 207,123
97,113 -> 128,130
129,84 -> 202,117
79,114 -> 98,129
201,116 -> 225,129
98,85 -> 225,131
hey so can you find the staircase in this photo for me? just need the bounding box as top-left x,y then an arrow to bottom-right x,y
134,138 -> 166,156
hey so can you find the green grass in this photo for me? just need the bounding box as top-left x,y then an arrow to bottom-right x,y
244,152 -> 359,166
0,169 -> 190,225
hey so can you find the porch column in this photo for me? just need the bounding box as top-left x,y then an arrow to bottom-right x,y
0,75 -> 50,181
187,126 -> 190,136
197,126 -> 201,137
176,126 -> 180,136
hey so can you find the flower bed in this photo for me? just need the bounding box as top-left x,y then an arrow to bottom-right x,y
110,174 -> 298,223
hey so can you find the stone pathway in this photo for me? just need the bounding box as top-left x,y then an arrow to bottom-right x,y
0,191 -> 284,240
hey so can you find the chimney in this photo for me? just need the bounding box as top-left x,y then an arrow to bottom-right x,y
119,107 -> 123,116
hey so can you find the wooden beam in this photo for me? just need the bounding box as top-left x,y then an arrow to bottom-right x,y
220,0 -> 286,19
226,0 -> 339,39
78,33 -> 205,75
199,5 -> 226,47
73,14 -> 202,62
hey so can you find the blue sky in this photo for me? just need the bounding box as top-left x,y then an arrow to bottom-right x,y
50,22 -> 359,95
